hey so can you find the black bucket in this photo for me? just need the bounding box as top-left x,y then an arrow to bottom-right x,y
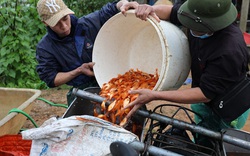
62,87 -> 100,118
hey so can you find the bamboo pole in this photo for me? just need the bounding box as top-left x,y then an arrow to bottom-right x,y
239,0 -> 250,32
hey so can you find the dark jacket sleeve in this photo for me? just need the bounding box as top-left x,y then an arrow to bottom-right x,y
88,1 -> 119,25
78,2 -> 119,40
169,3 -> 182,26
36,39 -> 59,88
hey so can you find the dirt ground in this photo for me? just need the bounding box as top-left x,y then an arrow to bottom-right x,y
22,84 -> 250,133
22,88 -> 69,129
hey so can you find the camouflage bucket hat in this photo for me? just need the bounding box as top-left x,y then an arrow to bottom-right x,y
177,0 -> 237,33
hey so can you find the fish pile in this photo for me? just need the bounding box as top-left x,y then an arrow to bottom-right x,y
93,69 -> 159,131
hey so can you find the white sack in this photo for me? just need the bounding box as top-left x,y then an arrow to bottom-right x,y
22,115 -> 138,156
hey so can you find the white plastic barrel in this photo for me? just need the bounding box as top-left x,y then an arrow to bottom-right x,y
93,10 -> 190,91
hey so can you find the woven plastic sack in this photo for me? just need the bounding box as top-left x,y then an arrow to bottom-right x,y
22,115 -> 138,156
0,134 -> 31,156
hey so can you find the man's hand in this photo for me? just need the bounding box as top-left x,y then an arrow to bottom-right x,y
54,62 -> 95,87
78,62 -> 95,76
117,1 -> 160,22
135,4 -> 160,22
124,89 -> 155,120
117,0 -> 139,15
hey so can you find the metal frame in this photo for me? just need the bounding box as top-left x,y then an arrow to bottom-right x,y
71,88 -> 250,155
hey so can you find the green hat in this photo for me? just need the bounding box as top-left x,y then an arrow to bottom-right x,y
177,0 -> 237,33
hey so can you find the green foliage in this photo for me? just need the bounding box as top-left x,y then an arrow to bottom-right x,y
0,0 -> 47,89
0,0 -> 115,89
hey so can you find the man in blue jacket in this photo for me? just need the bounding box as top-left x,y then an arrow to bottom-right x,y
36,0 -> 138,105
